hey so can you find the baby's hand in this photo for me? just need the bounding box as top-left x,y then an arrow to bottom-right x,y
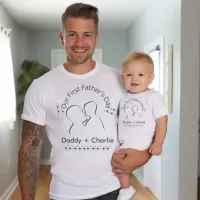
149,143 -> 162,156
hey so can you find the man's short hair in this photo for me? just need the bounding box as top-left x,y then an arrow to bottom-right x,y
62,3 -> 99,32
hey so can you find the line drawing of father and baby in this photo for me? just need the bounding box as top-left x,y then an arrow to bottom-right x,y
66,101 -> 105,134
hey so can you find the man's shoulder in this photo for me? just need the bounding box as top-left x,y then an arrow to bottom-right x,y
34,64 -> 62,84
99,63 -> 124,92
100,63 -> 121,73
27,65 -> 62,94
100,63 -> 122,78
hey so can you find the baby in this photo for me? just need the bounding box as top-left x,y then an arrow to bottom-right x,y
116,52 -> 168,200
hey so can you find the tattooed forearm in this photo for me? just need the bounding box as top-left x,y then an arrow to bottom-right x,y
18,120 -> 43,200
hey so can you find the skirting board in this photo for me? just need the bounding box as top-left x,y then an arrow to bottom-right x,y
0,177 -> 18,200
133,170 -> 144,186
40,159 -> 51,166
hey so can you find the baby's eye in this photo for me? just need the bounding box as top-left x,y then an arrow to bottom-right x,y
138,74 -> 144,76
126,74 -> 132,76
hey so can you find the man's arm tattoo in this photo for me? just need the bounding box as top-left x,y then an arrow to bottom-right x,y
18,120 -> 43,200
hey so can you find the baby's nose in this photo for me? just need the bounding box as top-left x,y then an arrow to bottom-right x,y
131,75 -> 138,81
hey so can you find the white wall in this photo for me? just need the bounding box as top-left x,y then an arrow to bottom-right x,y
128,0 -> 199,200
179,0 -> 199,199
0,3 -> 31,198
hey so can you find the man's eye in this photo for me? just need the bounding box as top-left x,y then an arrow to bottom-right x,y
69,34 -> 76,37
127,74 -> 132,76
84,34 -> 92,37
138,74 -> 144,76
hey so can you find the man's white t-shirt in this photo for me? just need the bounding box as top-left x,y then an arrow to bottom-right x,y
118,89 -> 168,150
22,62 -> 124,200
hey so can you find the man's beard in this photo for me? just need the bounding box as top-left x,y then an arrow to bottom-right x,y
70,53 -> 93,64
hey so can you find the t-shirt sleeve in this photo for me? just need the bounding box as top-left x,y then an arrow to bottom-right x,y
21,80 -> 46,126
151,92 -> 168,120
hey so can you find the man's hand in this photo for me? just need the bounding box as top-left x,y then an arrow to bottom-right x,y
111,148 -> 151,177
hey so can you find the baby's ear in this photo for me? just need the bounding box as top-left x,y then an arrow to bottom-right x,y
150,73 -> 155,84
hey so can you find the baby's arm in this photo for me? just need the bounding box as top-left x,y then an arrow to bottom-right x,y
149,115 -> 168,155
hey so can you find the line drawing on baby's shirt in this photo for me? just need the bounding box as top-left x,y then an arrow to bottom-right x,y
122,98 -> 146,121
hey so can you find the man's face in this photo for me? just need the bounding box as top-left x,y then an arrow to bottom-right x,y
60,17 -> 98,64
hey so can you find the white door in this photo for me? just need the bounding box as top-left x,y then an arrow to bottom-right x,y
144,37 -> 165,200
143,49 -> 162,200
51,48 -> 103,69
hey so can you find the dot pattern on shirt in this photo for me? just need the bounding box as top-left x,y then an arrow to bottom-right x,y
124,125 -> 144,127
64,146 -> 111,151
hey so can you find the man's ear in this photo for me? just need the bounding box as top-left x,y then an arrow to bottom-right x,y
96,33 -> 99,44
59,32 -> 64,45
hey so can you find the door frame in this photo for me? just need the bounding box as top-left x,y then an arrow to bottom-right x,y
51,49 -> 66,69
143,36 -> 165,200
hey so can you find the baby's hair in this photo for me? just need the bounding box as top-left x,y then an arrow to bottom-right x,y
122,52 -> 154,72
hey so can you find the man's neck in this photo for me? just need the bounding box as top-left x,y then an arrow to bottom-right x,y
64,59 -> 96,75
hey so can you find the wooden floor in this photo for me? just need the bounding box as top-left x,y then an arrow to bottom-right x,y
10,165 -> 157,200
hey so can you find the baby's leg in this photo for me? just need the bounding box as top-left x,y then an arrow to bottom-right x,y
116,139 -> 151,199
117,173 -> 135,200
116,148 -> 136,200
119,174 -> 131,189
116,152 -> 131,188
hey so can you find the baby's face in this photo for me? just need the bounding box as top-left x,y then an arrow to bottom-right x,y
122,60 -> 154,94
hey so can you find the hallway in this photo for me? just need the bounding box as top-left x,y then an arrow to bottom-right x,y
9,166 -> 157,200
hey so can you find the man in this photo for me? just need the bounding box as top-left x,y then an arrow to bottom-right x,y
18,3 -> 151,200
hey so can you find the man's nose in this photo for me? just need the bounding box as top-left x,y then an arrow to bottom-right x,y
75,36 -> 84,45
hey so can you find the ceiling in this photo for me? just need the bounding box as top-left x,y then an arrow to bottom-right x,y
0,0 -> 159,30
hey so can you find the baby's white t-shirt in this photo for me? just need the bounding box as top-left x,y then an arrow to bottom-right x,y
21,62 -> 124,200
118,89 -> 168,150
